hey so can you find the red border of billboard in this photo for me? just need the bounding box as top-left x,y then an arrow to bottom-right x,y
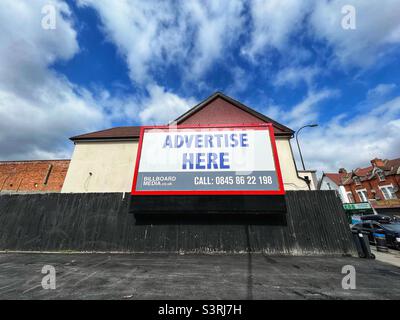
131,123 -> 285,196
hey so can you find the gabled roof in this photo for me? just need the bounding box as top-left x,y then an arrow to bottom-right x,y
173,92 -> 294,135
351,158 -> 400,178
71,91 -> 294,141
71,126 -> 141,141
381,158 -> 400,174
353,166 -> 373,177
322,173 -> 346,186
340,157 -> 400,185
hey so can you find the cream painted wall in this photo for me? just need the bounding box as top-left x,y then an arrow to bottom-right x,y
62,137 -> 308,193
275,138 -> 309,191
61,141 -> 138,193
298,171 -> 318,190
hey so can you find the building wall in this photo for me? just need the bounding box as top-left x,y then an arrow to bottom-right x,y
319,176 -> 348,203
338,185 -> 349,203
0,160 -> 70,193
276,138 -> 309,190
179,97 -> 261,125
61,141 -> 137,193
298,171 -> 318,190
62,137 -> 308,193
178,96 -> 288,135
344,175 -> 400,202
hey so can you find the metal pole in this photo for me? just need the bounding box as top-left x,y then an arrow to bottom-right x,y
295,124 -> 318,171
296,126 -> 307,171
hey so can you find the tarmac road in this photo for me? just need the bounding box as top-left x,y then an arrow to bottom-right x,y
0,252 -> 399,300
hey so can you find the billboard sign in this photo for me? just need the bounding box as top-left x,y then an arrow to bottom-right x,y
131,124 -> 285,195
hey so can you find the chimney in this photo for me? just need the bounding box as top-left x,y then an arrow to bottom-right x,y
338,168 -> 347,174
371,158 -> 385,167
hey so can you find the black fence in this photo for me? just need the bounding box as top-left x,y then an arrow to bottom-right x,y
0,191 -> 356,255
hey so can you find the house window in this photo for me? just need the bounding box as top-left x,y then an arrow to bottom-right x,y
380,185 -> 397,200
356,189 -> 368,202
346,192 -> 355,203
353,176 -> 361,185
377,170 -> 386,182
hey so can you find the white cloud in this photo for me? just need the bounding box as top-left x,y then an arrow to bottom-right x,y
74,0 -> 400,83
77,0 -> 400,100
309,0 -> 400,67
274,66 -> 321,88
226,67 -> 253,95
367,83 -> 397,100
78,0 -> 183,84
76,0 -> 247,124
92,84 -> 197,125
78,0 -> 245,84
182,1 -> 245,78
273,92 -> 400,173
265,89 -> 339,129
241,0 -> 400,70
137,84 -> 197,124
0,0 -> 245,161
242,0 -> 313,59
1,0 -> 399,164
0,1 -> 110,160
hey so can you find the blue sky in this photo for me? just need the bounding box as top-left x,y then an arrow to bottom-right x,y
0,0 -> 399,173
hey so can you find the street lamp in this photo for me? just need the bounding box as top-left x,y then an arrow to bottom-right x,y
295,124 -> 318,171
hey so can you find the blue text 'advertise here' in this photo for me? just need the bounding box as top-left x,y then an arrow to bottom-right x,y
162,133 -> 250,170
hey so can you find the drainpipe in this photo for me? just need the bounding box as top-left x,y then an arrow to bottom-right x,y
302,175 -> 312,190
0,174 -> 12,192
288,136 -> 311,190
16,177 -> 24,192
43,164 -> 53,185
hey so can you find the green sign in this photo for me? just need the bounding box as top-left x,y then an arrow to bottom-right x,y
343,202 -> 371,210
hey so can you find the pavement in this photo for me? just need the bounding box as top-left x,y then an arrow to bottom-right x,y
0,252 -> 399,300
371,247 -> 400,268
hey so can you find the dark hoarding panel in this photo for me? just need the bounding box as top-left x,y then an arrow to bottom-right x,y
130,195 -> 286,214
0,191 -> 356,255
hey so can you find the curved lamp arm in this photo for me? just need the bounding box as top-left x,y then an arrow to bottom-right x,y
295,124 -> 318,171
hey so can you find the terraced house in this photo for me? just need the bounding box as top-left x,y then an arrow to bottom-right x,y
320,158 -> 400,217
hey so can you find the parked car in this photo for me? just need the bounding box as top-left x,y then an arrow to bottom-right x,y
360,214 -> 398,224
351,221 -> 400,250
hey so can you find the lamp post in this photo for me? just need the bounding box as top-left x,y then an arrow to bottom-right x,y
295,124 -> 318,171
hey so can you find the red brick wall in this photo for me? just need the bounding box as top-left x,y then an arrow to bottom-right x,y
0,160 -> 70,193
179,97 -> 287,134
180,97 -> 261,124
344,174 -> 400,202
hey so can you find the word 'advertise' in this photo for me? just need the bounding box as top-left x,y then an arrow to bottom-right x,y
163,133 -> 249,170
